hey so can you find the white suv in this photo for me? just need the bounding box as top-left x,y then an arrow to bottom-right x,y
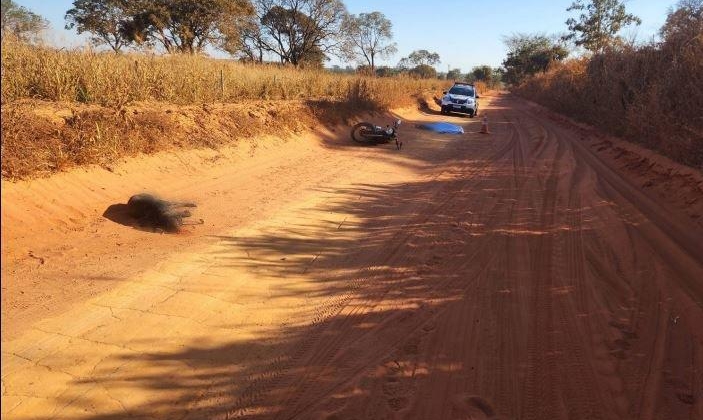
440,82 -> 479,118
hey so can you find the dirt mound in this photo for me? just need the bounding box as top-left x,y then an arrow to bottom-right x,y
417,92 -> 442,113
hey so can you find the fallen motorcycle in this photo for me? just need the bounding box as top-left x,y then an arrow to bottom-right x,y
350,119 -> 402,150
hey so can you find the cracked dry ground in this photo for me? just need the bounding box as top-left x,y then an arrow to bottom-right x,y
2,93 -> 703,420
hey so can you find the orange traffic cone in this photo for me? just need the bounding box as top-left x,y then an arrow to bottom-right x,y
480,115 -> 490,134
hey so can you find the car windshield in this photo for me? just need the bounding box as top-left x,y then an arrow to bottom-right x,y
448,86 -> 474,96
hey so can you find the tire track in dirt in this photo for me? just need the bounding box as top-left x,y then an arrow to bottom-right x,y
513,100 -> 703,419
276,103 -> 564,419
227,121 -> 512,419
4,94 -> 702,420
276,108 -> 532,416
236,96 -> 703,419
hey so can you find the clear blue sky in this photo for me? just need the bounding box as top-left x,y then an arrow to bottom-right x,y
18,0 -> 674,71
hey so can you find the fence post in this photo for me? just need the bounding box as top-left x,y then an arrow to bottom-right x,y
220,69 -> 224,101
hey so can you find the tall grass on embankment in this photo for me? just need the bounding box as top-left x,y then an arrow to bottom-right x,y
1,40 -> 444,108
513,34 -> 703,168
1,40 -> 449,179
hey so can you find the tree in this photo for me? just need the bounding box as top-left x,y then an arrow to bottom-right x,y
258,5 -> 316,63
468,65 -> 503,88
1,0 -> 48,42
446,68 -> 462,80
65,0 -> 133,52
241,0 -> 347,66
660,0 -> 703,46
563,0 -> 641,53
396,56 -> 411,70
502,34 -> 569,85
375,66 -> 397,77
222,14 -> 265,61
407,49 -> 440,66
409,63 -> 436,79
491,67 -> 505,86
395,50 -> 439,78
297,43 -> 327,67
471,65 -> 493,82
341,11 -> 396,74
121,0 -> 254,54
356,63 -> 371,75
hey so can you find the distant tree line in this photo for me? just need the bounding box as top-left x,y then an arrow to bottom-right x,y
61,0 -> 406,69
10,0 -> 660,83
444,65 -> 504,87
2,0 -> 460,79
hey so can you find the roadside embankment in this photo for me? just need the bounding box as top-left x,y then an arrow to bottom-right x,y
1,40 -> 449,180
513,34 -> 703,169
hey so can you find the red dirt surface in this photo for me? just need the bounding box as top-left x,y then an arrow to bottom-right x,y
2,93 -> 702,419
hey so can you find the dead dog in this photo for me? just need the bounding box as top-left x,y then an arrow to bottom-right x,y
127,193 -> 200,233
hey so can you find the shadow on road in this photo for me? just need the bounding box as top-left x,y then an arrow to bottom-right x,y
102,203 -> 133,228
57,144 -> 563,420
35,93 -> 699,420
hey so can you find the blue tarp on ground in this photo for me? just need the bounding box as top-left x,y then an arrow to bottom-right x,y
417,122 -> 464,134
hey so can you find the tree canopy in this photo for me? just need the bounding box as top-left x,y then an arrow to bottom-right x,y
65,0 -> 131,52
65,0 -> 253,54
1,0 -> 48,43
502,34 -> 569,85
563,0 -> 641,53
243,0 -> 347,66
341,11 -> 396,73
62,0 -> 402,68
122,0 -> 254,54
407,49 -> 440,66
409,63 -> 437,79
446,68 -> 462,80
396,49 -> 440,78
471,65 -> 493,82
660,0 -> 703,47
464,65 -> 503,88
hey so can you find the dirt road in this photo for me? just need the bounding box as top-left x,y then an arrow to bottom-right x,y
2,94 -> 703,419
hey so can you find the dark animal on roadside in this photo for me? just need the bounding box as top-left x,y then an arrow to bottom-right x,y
126,193 -> 198,233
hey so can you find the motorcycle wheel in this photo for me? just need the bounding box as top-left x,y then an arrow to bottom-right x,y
350,122 -> 376,144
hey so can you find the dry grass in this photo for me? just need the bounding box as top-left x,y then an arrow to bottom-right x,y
1,40 -> 445,109
1,40 -> 450,179
515,37 -> 703,168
